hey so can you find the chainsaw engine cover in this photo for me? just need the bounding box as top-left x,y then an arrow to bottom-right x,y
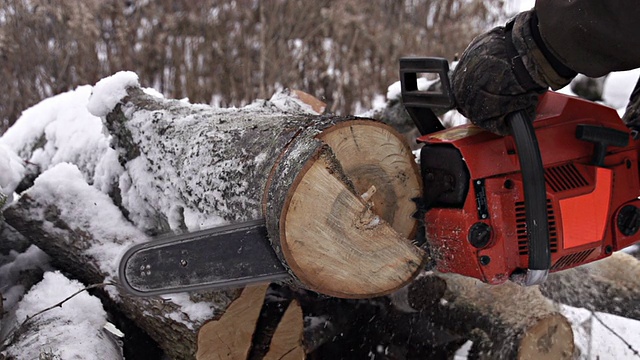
418,92 -> 640,284
420,145 -> 469,207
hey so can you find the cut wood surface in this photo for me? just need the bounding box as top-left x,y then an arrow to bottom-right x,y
197,284 -> 303,360
197,284 -> 269,360
277,135 -> 423,297
263,299 -> 304,360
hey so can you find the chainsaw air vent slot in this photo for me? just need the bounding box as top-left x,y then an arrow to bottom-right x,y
516,199 -> 558,255
550,248 -> 595,271
544,163 -> 588,193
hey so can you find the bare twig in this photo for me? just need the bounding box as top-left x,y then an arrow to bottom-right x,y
0,281 -> 120,352
591,311 -> 640,358
21,282 -> 117,325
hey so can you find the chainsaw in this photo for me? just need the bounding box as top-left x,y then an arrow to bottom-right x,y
119,57 -> 640,296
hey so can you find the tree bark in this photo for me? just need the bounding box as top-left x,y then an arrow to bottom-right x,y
403,272 -> 574,360
540,252 -> 640,321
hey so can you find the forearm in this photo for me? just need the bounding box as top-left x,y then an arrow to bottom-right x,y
535,0 -> 640,77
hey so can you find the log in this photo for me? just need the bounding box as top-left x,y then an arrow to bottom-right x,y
94,78 -> 423,298
5,191 -> 306,359
3,171 -> 240,359
4,72 -> 609,359
540,252 -> 640,321
403,272 -> 574,360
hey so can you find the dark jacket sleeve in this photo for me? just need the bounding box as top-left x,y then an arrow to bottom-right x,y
535,0 -> 640,77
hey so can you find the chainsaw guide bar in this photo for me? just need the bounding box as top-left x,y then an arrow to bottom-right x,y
119,219 -> 289,296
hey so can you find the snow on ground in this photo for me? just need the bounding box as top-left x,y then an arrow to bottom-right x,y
561,305 -> 640,359
604,69 -> 640,113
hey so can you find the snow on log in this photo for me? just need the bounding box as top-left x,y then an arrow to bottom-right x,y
540,252 -> 640,321
3,163 -> 244,359
1,271 -> 123,359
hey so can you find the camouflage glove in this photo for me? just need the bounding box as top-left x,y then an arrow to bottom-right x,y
452,10 -> 576,135
623,78 -> 640,133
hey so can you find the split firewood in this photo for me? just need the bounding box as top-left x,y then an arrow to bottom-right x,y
197,284 -> 303,360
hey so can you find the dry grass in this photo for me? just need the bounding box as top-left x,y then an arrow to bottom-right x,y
0,0 -> 506,133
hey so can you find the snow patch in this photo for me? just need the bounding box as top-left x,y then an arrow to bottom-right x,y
87,71 -> 140,117
246,88 -> 321,115
0,85 -> 116,188
161,293 -> 216,329
142,86 -> 165,99
0,86 -> 93,157
560,304 -> 640,359
603,69 -> 640,111
6,271 -> 121,360
0,144 -> 25,203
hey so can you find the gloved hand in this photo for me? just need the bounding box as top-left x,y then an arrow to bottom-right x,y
623,78 -> 640,133
452,10 -> 575,135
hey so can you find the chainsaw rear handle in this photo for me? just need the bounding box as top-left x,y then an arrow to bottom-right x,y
507,110 -> 551,286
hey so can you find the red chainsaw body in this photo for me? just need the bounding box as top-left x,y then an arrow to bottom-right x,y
418,92 -> 640,284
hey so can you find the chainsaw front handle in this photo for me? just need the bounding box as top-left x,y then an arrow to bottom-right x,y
507,110 -> 551,286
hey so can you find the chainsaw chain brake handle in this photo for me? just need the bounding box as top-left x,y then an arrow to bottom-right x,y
399,56 -> 551,286
399,57 -> 454,135
507,111 -> 551,286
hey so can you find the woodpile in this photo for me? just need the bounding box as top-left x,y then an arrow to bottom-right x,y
1,75 -> 639,359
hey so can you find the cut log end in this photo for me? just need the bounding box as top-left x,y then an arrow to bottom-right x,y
278,120 -> 424,298
517,315 -> 574,360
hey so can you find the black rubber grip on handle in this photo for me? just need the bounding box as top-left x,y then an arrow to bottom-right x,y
508,111 -> 551,272
399,57 -> 454,135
